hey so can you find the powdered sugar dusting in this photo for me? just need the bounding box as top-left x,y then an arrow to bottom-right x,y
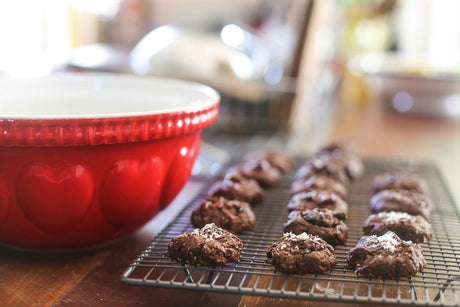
380,211 -> 413,223
283,232 -> 321,243
282,232 -> 297,240
297,232 -> 311,240
193,223 -> 226,241
369,231 -> 401,253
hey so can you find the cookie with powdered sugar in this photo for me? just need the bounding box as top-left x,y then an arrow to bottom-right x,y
168,223 -> 243,266
191,196 -> 255,234
347,231 -> 426,278
283,208 -> 348,246
267,232 -> 335,275
363,211 -> 432,243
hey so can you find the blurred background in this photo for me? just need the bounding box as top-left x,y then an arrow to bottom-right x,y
0,0 -> 459,205
1,0 -> 460,135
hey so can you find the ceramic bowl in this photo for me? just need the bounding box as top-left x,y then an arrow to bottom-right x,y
0,73 -> 219,250
350,53 -> 460,117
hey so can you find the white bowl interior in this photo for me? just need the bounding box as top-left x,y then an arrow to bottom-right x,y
0,73 -> 219,119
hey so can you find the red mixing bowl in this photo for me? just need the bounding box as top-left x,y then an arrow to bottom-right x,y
0,73 -> 219,251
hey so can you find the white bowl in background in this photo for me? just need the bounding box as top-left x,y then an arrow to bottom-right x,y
349,53 -> 460,117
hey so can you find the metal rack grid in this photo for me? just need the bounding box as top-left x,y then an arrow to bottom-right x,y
121,159 -> 460,306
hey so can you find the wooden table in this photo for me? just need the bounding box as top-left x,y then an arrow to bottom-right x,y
1,100 -> 459,306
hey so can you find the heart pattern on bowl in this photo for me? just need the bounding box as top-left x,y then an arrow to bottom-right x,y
17,163 -> 94,234
160,139 -> 200,208
100,157 -> 165,228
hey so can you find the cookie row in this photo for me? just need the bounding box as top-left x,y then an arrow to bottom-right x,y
268,141 -> 364,275
282,141 -> 364,244
289,141 -> 364,200
346,172 -> 432,279
168,149 -> 293,266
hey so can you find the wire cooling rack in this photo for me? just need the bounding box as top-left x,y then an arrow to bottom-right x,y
121,159 -> 460,306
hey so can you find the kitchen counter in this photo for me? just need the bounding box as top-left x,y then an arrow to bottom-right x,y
1,99 -> 459,306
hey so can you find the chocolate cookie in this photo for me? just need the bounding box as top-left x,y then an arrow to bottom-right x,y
283,208 -> 348,246
287,190 -> 348,216
208,173 -> 264,204
316,140 -> 359,158
318,151 -> 364,180
267,232 -> 336,274
315,141 -> 364,180
363,211 -> 433,243
168,223 -> 243,266
244,149 -> 294,174
226,159 -> 282,188
290,174 -> 348,200
347,231 -> 426,278
191,196 -> 256,233
370,189 -> 432,220
372,172 -> 428,194
295,157 -> 350,186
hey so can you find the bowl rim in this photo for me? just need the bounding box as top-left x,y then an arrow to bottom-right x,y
349,52 -> 460,83
373,71 -> 460,83
0,73 -> 220,146
0,72 -> 220,119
